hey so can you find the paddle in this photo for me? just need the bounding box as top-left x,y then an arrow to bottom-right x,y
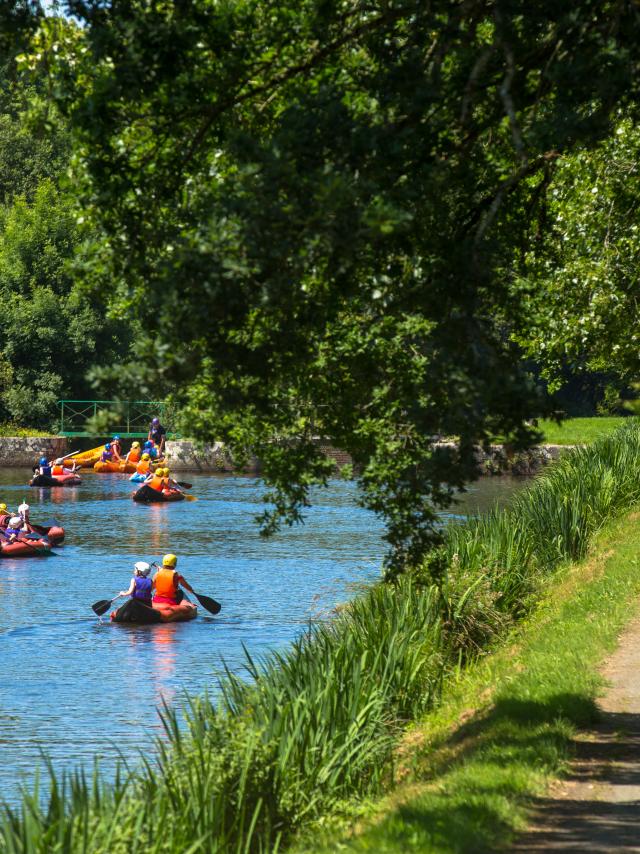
151,563 -> 221,615
176,481 -> 192,489
91,595 -> 120,617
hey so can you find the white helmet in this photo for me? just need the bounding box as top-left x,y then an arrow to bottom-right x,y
134,561 -> 151,577
18,502 -> 29,514
9,517 -> 21,528
54,458 -> 64,465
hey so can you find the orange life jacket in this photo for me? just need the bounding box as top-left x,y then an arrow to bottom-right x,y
148,474 -> 164,491
128,450 -> 141,463
52,464 -> 64,476
136,460 -> 150,474
154,567 -> 179,600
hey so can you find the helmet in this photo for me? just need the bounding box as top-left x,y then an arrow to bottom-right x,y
144,440 -> 152,448
39,456 -> 47,466
18,502 -> 29,513
104,443 -> 111,450
54,458 -> 63,465
131,441 -> 140,448
9,517 -> 21,528
113,435 -> 120,442
162,553 -> 177,568
134,561 -> 151,577
0,504 -> 7,512
163,467 -> 170,476
141,453 -> 150,461
152,417 -> 160,425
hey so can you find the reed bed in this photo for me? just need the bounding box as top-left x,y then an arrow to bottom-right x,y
4,421 -> 640,853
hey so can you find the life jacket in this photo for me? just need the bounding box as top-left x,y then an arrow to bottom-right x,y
153,567 -> 179,603
132,576 -> 152,603
40,465 -> 52,477
52,464 -> 64,476
136,459 -> 150,475
128,449 -> 141,463
148,474 -> 164,492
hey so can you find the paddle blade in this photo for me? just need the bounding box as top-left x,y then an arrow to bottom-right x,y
91,598 -> 113,617
176,481 -> 192,489
182,494 -> 198,502
194,591 -> 221,615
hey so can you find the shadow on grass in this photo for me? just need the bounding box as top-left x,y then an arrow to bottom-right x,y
347,692 -> 640,853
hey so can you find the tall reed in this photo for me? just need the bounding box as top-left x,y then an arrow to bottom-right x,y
4,421 -> 640,853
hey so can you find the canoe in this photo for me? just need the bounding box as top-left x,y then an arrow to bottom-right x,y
132,484 -> 185,503
0,537 -> 52,557
130,471 -> 148,482
68,445 -> 104,468
30,472 -> 81,487
94,460 -> 137,474
0,515 -> 65,545
110,598 -> 197,624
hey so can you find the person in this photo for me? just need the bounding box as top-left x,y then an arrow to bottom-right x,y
51,458 -> 79,476
143,439 -> 160,461
111,436 -> 123,460
136,452 -> 152,476
161,467 -> 182,495
146,465 -> 165,492
152,554 -> 194,606
100,443 -> 113,463
4,516 -> 23,543
18,501 -> 30,529
0,503 -> 9,526
148,417 -> 167,455
125,441 -> 142,464
35,456 -> 52,477
119,561 -> 153,605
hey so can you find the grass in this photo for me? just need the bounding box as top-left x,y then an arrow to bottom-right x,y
4,422 -> 640,851
305,510 -> 640,852
537,416 -> 626,445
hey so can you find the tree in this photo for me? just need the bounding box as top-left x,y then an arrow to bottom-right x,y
28,0 -> 640,568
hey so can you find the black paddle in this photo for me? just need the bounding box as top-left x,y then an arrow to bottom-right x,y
176,481 -> 192,489
91,595 -> 120,617
151,562 -> 221,615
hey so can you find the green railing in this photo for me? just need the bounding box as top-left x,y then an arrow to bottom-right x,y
57,400 -> 176,438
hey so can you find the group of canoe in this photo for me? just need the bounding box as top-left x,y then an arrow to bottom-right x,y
0,502 -> 64,557
28,439 -> 191,503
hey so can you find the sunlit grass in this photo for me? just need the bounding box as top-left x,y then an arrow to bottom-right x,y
538,416 -> 625,444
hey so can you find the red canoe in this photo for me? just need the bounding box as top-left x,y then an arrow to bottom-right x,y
110,598 -> 197,624
0,537 -> 52,557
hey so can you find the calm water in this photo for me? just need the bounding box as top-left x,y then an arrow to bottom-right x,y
0,469 -> 525,800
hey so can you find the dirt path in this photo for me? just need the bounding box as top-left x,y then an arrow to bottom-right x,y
512,614 -> 640,852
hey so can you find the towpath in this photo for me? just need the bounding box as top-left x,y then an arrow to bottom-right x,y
512,614 -> 640,852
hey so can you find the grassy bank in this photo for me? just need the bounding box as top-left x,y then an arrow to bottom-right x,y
538,416 -> 625,444
304,510 -> 640,851
4,422 -> 640,852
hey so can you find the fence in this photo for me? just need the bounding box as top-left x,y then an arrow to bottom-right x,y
57,400 -> 175,438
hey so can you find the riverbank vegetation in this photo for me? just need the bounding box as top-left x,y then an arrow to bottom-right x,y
3,424 -> 640,851
537,417 -> 626,445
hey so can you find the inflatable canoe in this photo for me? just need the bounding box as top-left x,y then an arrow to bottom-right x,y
129,471 -> 149,482
110,598 -> 197,624
94,460 -> 137,474
0,537 -> 52,557
68,445 -> 103,468
0,515 -> 65,545
30,472 -> 81,487
132,484 -> 185,503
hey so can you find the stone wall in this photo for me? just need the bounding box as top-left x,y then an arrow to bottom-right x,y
0,437 -> 69,467
164,440 -> 260,473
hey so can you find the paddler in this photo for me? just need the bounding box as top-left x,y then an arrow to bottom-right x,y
161,467 -> 182,495
35,456 -> 52,477
152,554 -> 194,606
136,452 -> 153,477
100,443 -> 114,463
4,516 -> 23,543
125,441 -> 142,464
146,465 -> 165,492
118,561 -> 153,606
111,436 -> 123,460
18,501 -> 30,529
0,503 -> 8,526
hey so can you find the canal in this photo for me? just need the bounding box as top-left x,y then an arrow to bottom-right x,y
0,469 -> 527,800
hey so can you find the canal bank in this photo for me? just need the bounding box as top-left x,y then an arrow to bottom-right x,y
0,436 -> 571,474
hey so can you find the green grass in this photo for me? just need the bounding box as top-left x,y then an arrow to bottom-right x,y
4,422 -> 640,852
538,416 -> 626,445
305,511 -> 640,852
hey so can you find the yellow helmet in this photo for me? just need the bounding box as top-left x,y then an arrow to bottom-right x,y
163,467 -> 170,476
0,504 -> 7,512
162,553 -> 177,568
141,453 -> 150,461
131,441 -> 140,448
